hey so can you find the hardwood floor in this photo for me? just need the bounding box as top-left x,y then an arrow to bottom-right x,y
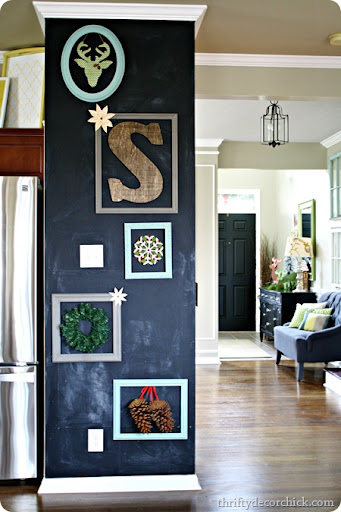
1,361 -> 341,511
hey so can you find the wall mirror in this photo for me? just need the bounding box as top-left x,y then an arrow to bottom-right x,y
298,199 -> 316,281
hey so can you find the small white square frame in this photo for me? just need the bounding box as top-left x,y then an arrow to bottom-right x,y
113,378 -> 188,440
124,222 -> 172,279
52,293 -> 122,363
79,244 -> 104,268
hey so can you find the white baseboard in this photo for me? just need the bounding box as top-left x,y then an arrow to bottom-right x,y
196,349 -> 220,365
196,356 -> 221,365
38,474 -> 201,494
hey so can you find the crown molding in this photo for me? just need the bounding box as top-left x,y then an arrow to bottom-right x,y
33,2 -> 207,36
195,52 -> 341,69
321,130 -> 341,148
195,138 -> 223,149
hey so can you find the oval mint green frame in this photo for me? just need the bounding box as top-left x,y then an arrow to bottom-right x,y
61,24 -> 125,102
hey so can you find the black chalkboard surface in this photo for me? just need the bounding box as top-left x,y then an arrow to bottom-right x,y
45,18 -> 195,477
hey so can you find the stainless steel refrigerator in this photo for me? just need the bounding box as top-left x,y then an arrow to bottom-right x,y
0,176 -> 38,480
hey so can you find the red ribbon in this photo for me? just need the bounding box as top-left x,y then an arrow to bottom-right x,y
139,386 -> 159,401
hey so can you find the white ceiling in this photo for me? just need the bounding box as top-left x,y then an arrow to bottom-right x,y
195,98 -> 341,144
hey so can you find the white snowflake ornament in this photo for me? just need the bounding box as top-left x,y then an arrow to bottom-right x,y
133,235 -> 164,266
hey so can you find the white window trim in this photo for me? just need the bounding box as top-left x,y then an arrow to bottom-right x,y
330,222 -> 341,288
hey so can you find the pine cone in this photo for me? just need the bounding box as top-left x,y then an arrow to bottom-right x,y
128,398 -> 152,434
150,399 -> 174,433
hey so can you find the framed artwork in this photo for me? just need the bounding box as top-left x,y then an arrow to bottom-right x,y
0,78 -> 10,127
61,24 -> 125,102
124,222 -> 172,279
113,378 -> 188,440
2,47 -> 44,128
94,113 -> 178,214
52,292 -> 124,363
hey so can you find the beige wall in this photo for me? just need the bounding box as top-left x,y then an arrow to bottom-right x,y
218,167 -> 331,293
218,168 -> 279,244
275,169 -> 331,292
218,142 -> 326,170
196,66 -> 341,100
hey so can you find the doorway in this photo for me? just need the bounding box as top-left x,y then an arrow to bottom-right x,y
218,190 -> 260,333
218,213 -> 256,331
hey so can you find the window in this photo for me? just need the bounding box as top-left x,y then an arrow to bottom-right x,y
331,228 -> 341,287
218,190 -> 256,213
329,153 -> 341,219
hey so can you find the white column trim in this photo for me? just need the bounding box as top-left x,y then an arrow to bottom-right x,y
196,138 -> 223,148
196,350 -> 221,365
195,163 -> 219,364
38,474 -> 201,494
33,2 -> 207,36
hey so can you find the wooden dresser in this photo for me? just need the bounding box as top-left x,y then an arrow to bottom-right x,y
0,128 -> 44,181
260,288 -> 317,340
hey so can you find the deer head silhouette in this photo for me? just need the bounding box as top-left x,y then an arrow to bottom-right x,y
75,41 -> 113,88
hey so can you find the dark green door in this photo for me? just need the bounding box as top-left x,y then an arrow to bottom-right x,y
219,214 -> 256,331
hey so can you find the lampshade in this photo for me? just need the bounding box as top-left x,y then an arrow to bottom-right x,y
261,101 -> 289,148
284,237 -> 314,258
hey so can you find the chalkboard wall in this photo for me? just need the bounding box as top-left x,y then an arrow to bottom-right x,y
45,18 -> 195,477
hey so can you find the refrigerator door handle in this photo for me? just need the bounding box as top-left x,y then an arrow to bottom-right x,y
0,373 -> 35,383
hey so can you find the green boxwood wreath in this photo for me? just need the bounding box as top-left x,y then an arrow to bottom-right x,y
60,303 -> 110,353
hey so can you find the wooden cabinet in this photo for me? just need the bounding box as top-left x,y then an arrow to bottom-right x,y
0,129 -> 44,181
259,288 -> 317,340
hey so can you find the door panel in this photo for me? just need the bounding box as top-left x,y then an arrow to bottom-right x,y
234,286 -> 246,317
219,213 -> 256,331
219,285 -> 226,319
218,238 -> 225,275
234,239 -> 245,274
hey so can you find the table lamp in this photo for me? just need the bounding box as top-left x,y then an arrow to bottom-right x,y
284,237 -> 314,292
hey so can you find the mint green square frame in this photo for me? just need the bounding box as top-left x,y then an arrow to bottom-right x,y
124,222 -> 172,279
113,378 -> 188,440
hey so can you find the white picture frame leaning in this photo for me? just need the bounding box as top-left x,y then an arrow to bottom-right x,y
0,78 -> 10,128
52,293 -> 122,363
2,47 -> 45,128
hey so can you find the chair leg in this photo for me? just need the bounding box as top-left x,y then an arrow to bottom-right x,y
297,362 -> 304,382
276,350 -> 282,365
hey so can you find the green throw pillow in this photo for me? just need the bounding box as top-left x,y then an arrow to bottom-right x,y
299,312 -> 332,331
289,304 -> 316,328
289,304 -> 332,328
311,308 -> 333,316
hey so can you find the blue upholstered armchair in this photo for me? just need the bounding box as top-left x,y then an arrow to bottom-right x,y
274,292 -> 341,381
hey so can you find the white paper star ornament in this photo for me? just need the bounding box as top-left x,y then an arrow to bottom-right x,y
109,287 -> 128,306
88,104 -> 115,132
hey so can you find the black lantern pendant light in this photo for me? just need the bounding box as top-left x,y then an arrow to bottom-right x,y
261,101 -> 289,148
